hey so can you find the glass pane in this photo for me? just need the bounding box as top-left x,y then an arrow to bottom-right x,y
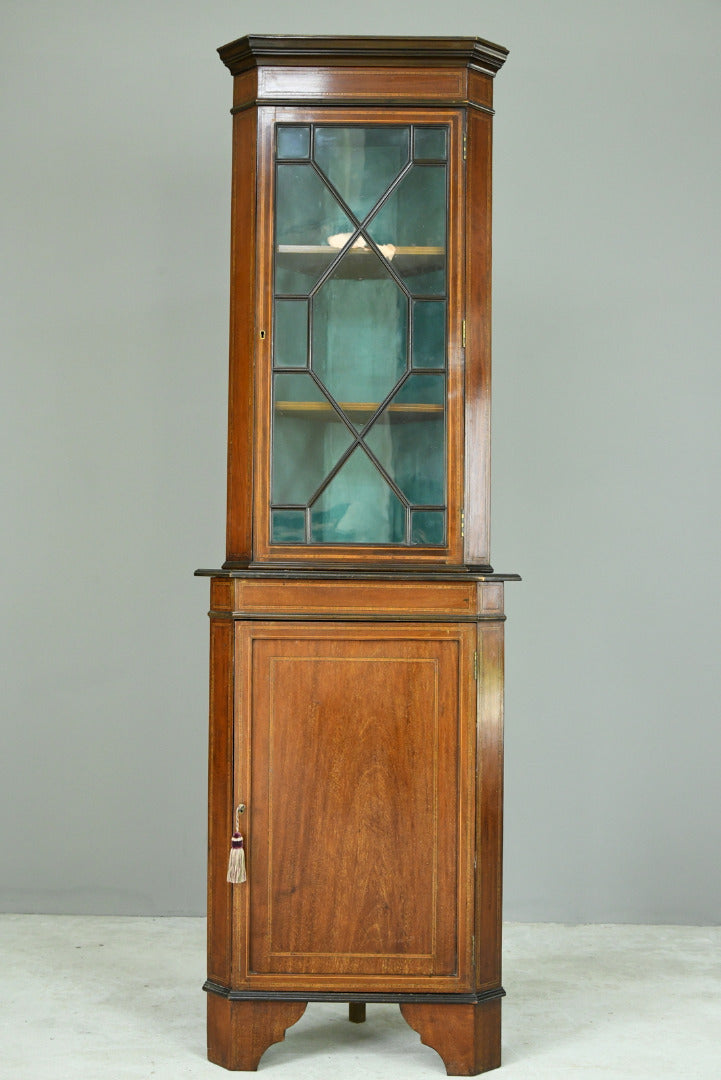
412,301 -> 446,369
277,124 -> 310,159
312,248 -> 408,427
272,373 -> 353,505
274,299 -> 308,368
366,165 -> 446,296
314,126 -> 410,223
414,126 -> 447,161
310,446 -> 404,544
271,509 -> 306,543
364,374 -> 445,506
271,122 -> 451,550
275,164 -> 354,294
411,510 -> 445,545
392,372 -> 445,407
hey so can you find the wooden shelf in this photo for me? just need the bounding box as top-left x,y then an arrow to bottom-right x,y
276,245 -> 444,281
278,245 -> 444,256
275,400 -> 443,416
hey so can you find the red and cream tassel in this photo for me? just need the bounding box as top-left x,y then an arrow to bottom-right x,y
227,804 -> 247,884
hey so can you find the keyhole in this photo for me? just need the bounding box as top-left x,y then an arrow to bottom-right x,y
259,330 -> 266,339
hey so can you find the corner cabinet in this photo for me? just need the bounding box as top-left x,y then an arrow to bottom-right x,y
196,35 -> 518,1076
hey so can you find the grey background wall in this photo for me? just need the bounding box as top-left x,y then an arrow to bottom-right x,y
2,0 -> 719,923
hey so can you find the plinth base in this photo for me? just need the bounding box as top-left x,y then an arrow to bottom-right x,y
205,985 -> 503,1075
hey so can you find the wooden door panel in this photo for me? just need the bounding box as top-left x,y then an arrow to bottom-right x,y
237,623 -> 475,987
251,107 -> 465,568
261,649 -> 439,962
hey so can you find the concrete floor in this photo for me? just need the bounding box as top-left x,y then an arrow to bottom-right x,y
1,917 -> 719,1079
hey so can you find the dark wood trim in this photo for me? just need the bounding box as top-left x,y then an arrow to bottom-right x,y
197,568 -> 520,581
204,978 -> 505,1006
467,100 -> 495,116
207,611 -> 507,623
218,35 -> 508,78
220,558 -> 251,570
348,1002 -> 366,1023
231,98 -> 495,115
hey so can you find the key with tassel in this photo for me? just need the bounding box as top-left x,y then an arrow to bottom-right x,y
227,804 -> 247,884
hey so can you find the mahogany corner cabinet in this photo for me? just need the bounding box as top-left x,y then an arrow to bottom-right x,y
196,34 -> 519,1076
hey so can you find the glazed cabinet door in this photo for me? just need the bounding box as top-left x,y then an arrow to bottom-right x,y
233,621 -> 476,993
253,109 -> 465,567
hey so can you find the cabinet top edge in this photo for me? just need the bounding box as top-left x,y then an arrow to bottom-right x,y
195,567 -> 521,583
217,35 -> 509,78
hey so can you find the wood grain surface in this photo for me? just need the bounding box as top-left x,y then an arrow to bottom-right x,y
207,995 -> 307,1071
400,997 -> 501,1075
231,620 -> 477,993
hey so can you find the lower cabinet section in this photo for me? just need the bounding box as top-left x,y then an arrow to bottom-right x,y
205,583 -> 506,1074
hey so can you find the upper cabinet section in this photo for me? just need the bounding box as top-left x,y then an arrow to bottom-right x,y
218,37 -> 507,571
218,36 -> 508,111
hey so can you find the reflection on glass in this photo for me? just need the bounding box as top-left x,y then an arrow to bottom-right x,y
310,446 -> 404,544
271,509 -> 306,543
411,510 -> 445,545
275,165 -> 353,294
412,301 -> 446,369
277,125 -> 311,159
313,250 -> 407,421
271,373 -> 353,505
414,127 -> 447,160
274,299 -> 308,368
364,374 -> 445,507
314,126 -> 409,222
393,372 -> 445,406
367,165 -> 446,295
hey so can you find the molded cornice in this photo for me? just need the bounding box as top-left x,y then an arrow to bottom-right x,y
218,34 -> 508,79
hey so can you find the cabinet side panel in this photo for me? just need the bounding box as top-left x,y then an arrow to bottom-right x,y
207,615 -> 234,985
232,69 -> 258,111
467,69 -> 494,111
226,103 -> 258,564
464,107 -> 493,566
475,620 -> 504,990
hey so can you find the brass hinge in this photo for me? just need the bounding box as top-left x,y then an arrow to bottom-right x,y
462,318 -> 466,348
473,651 -> 478,681
460,508 -> 465,538
463,132 -> 468,160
